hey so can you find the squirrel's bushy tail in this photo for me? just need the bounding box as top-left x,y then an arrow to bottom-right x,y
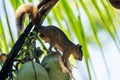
16,4 -> 38,30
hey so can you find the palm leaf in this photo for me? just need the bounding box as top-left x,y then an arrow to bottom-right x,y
0,0 -> 120,80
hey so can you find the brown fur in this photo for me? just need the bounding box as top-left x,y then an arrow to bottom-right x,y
37,25 -> 83,66
16,4 -> 38,30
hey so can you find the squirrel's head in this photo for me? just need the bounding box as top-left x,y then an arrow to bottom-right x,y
73,44 -> 83,60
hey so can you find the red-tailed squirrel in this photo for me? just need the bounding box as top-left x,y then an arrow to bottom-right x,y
16,3 -> 83,66
36,25 -> 83,66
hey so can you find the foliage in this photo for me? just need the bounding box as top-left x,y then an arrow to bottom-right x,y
0,0 -> 120,80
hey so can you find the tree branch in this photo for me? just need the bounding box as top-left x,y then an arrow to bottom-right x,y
0,0 -> 58,79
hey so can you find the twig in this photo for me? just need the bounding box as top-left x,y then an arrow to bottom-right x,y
0,0 -> 58,79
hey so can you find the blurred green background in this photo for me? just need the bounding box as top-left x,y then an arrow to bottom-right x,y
0,0 -> 120,80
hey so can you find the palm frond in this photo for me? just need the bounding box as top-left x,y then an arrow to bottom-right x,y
0,0 -> 120,80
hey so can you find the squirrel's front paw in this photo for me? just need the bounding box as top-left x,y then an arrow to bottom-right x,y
61,65 -> 70,74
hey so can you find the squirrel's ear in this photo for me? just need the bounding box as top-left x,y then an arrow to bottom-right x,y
77,44 -> 82,49
76,44 -> 82,48
79,45 -> 82,49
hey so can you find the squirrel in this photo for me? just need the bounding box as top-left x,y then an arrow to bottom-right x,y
15,3 -> 83,67
36,25 -> 83,66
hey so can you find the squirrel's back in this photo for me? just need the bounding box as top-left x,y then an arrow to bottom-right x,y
39,25 -> 74,46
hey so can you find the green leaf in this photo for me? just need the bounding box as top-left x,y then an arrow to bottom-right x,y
0,19 -> 9,53
16,61 -> 49,80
